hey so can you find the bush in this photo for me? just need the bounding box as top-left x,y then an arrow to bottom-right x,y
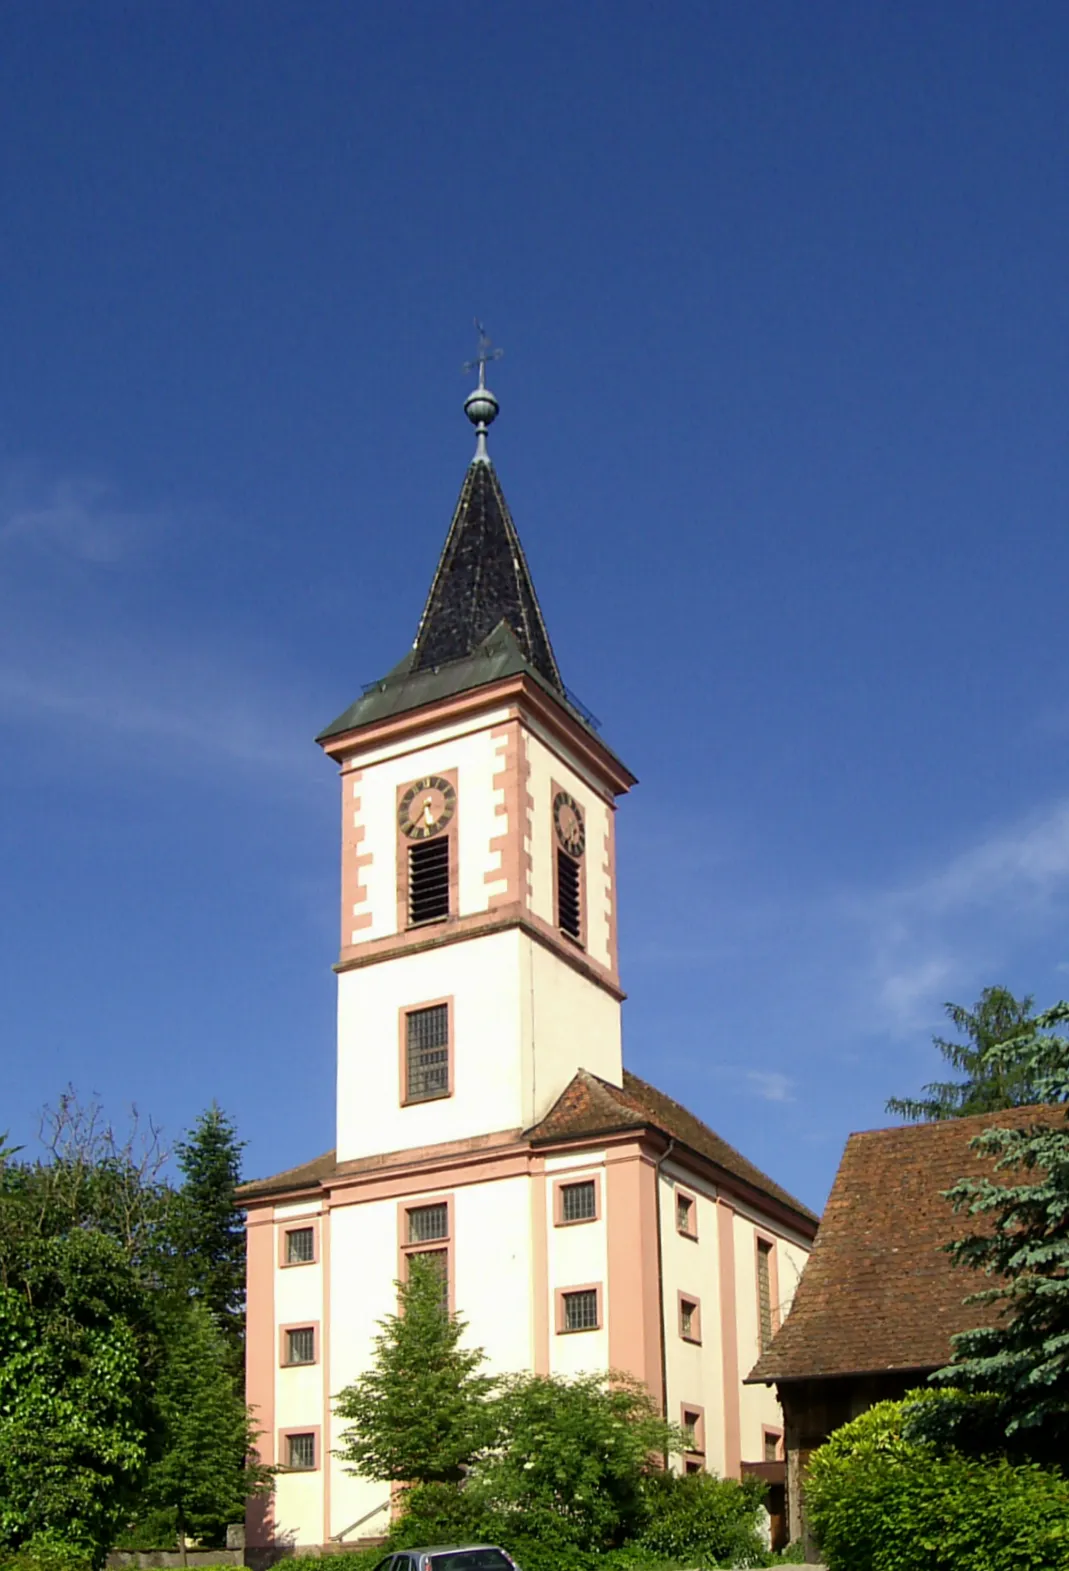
806,1394 -> 1069,1571
639,1470 -> 769,1567
0,1539 -> 94,1571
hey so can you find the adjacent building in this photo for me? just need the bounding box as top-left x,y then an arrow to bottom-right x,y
240,368 -> 817,1554
747,1104 -> 1063,1553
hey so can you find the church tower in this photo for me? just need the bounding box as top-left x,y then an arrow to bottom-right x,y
316,361 -> 635,1164
240,354 -> 817,1558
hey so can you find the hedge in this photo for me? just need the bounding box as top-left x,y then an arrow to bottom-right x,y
805,1395 -> 1069,1571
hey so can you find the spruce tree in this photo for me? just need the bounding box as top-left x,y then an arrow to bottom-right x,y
172,1105 -> 246,1372
334,1253 -> 496,1484
142,1302 -> 271,1556
934,1002 -> 1069,1451
887,985 -> 1036,1121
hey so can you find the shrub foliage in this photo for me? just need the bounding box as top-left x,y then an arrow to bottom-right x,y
806,1395 -> 1069,1571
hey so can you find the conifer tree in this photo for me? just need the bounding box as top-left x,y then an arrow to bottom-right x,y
172,1105 -> 246,1372
934,1002 -> 1069,1450
334,1253 -> 496,1485
142,1302 -> 272,1557
887,985 -> 1036,1121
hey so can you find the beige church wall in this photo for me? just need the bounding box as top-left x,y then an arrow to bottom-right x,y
543,1152 -> 610,1380
322,1192 -> 401,1544
657,1166 -> 729,1477
730,1207 -> 803,1467
341,711 -> 514,946
524,727 -> 615,974
659,1168 -> 731,1475
453,1173 -> 535,1372
336,929 -> 527,1161
519,936 -> 623,1125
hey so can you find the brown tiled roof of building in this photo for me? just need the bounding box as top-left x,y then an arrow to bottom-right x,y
747,1104 -> 1066,1384
529,1068 -> 818,1228
236,1067 -> 817,1229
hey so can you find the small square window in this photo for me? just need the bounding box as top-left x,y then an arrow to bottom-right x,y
682,1408 -> 703,1452
285,1327 -> 315,1365
764,1432 -> 781,1463
562,1288 -> 599,1332
684,1458 -> 703,1475
287,1432 -> 316,1470
676,1192 -> 696,1237
285,1227 -> 315,1264
561,1180 -> 596,1223
407,1203 -> 449,1244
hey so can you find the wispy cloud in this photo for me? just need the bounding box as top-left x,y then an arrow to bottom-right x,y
745,1070 -> 795,1103
0,475 -> 163,563
857,798 -> 1069,1031
0,466 -> 321,787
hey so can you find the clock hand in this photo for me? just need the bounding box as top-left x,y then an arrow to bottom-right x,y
422,797 -> 435,827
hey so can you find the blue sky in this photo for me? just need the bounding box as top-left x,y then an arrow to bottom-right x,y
3,4 -> 1069,1211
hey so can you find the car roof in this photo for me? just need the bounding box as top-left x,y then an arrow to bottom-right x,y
397,1548 -> 503,1557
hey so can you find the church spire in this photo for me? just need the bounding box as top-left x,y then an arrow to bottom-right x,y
409,331 -> 564,692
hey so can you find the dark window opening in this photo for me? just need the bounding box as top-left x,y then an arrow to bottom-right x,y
405,1004 -> 450,1102
562,1288 -> 598,1331
409,835 -> 450,925
287,1432 -> 315,1469
557,849 -> 581,941
561,1180 -> 596,1223
757,1240 -> 774,1351
285,1327 -> 315,1365
285,1227 -> 314,1264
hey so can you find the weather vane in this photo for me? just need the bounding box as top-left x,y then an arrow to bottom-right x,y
462,320 -> 504,390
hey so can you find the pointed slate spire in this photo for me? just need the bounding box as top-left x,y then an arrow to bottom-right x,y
411,455 -> 564,693
410,345 -> 563,692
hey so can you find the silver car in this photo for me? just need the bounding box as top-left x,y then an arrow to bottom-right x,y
375,1547 -> 520,1571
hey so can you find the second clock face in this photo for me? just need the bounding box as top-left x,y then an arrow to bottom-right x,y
553,790 -> 586,857
398,775 -> 457,839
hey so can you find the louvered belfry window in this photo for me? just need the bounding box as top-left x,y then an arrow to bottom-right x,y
409,835 -> 450,925
757,1239 -> 774,1351
557,849 -> 581,941
406,1004 -> 450,1102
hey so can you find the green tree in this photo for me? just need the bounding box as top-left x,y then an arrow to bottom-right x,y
887,985 -> 1036,1121
0,1230 -> 153,1564
140,1302 -> 271,1557
170,1106 -> 246,1371
932,1002 -> 1069,1450
334,1254 -> 496,1485
468,1373 -> 680,1550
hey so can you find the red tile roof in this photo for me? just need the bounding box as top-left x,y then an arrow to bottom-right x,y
238,1068 -> 817,1229
748,1104 -> 1066,1383
529,1068 -> 818,1227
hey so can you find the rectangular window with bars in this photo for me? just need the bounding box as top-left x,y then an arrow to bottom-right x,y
679,1295 -> 701,1343
681,1406 -> 704,1454
407,1203 -> 449,1243
757,1238 -> 774,1351
408,835 -> 451,926
676,1192 -> 696,1238
559,1179 -> 597,1224
404,1003 -> 450,1103
556,849 -> 582,942
284,1327 -> 315,1365
284,1227 -> 315,1265
399,1197 -> 452,1312
286,1432 -> 316,1470
560,1287 -> 600,1332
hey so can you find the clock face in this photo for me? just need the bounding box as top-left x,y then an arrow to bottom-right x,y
553,790 -> 585,857
398,775 -> 457,840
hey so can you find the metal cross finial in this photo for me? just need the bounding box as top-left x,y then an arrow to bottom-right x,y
462,319 -> 504,389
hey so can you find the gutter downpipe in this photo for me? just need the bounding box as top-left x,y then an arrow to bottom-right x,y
653,1135 -> 676,1462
